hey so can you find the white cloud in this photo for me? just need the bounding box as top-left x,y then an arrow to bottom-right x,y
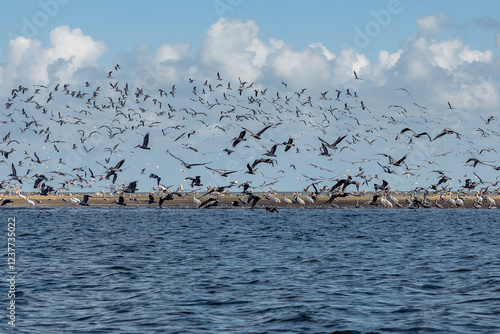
199,18 -> 267,82
416,13 -> 450,34
332,49 -> 370,84
0,25 -> 107,93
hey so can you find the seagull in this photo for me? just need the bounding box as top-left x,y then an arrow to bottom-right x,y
354,71 -> 363,80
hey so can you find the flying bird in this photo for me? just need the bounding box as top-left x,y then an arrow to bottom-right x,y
135,132 -> 151,150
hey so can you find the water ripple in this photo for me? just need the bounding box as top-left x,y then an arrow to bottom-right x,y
1,208 -> 499,333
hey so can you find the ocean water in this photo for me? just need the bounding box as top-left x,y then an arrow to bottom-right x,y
1,207 -> 500,333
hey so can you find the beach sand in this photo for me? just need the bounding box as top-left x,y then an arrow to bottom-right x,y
1,193 -> 497,209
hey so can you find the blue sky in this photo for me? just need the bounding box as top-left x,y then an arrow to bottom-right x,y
2,0 -> 499,64
1,0 -> 500,195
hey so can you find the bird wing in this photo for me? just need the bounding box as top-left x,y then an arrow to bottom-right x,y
114,159 -> 125,169
143,132 -> 150,147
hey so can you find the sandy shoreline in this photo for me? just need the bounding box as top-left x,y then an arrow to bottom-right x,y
0,193 -> 498,209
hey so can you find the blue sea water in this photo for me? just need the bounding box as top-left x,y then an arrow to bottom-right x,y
1,207 -> 500,333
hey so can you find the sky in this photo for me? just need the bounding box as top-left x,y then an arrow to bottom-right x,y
1,0 -> 500,196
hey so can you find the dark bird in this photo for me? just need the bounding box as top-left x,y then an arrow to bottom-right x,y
149,173 -> 161,186
146,194 -> 156,204
186,175 -> 203,187
400,128 -> 432,141
433,128 -> 461,141
318,135 -> 347,150
205,166 -> 237,178
264,143 -> 279,157
463,179 -> 479,190
377,162 -> 396,174
374,180 -> 389,192
115,196 -> 126,206
245,163 -> 258,175
354,71 -> 363,80
8,163 -> 22,184
1,199 -> 13,206
247,193 -> 261,208
242,124 -> 274,140
123,181 -> 138,193
166,151 -> 211,169
369,194 -> 379,206
198,197 -> 219,209
231,130 -> 246,147
135,132 -> 150,150
79,194 -> 92,206
102,159 -> 126,182
265,206 -> 278,213
283,138 -> 294,152
378,153 -> 407,167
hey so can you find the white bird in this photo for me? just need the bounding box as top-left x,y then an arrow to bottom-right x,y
69,194 -> 81,205
294,193 -> 306,206
270,193 -> 281,204
25,196 -> 36,207
306,194 -> 315,205
283,194 -> 293,206
447,192 -> 456,207
193,192 -> 201,208
381,193 -> 393,208
486,193 -> 496,207
17,189 -> 26,201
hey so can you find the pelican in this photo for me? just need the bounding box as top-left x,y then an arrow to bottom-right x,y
283,194 -> 293,206
486,193 -> 496,207
16,189 -> 26,201
293,193 -> 305,206
380,193 -> 393,208
69,194 -> 81,206
193,192 -> 202,207
306,193 -> 315,205
447,192 -> 456,207
25,195 -> 36,207
475,191 -> 484,205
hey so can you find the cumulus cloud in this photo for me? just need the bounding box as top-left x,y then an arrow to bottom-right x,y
0,17 -> 498,116
416,13 -> 451,34
199,18 -> 268,83
0,25 -> 107,94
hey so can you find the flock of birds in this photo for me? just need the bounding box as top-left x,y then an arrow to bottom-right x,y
1,63 -> 500,210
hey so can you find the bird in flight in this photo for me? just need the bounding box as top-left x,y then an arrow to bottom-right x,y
135,132 -> 151,150
166,150 -> 211,169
